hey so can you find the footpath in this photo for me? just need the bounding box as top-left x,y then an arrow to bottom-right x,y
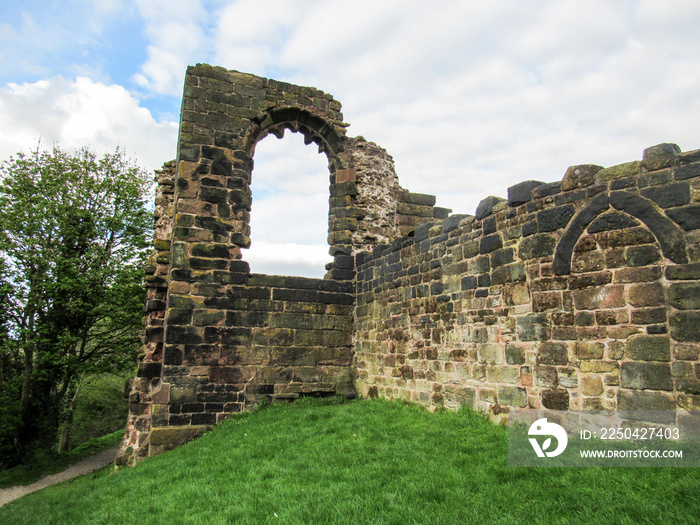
0,445 -> 120,508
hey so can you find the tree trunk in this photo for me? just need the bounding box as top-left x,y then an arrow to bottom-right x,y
58,383 -> 80,453
56,370 -> 78,453
18,345 -> 34,456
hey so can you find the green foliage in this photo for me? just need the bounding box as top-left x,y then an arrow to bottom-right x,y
1,399 -> 699,523
67,374 -> 130,449
0,144 -> 152,465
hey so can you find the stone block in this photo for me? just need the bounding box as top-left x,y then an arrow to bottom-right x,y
581,374 -> 603,396
617,389 -> 675,414
501,367 -> 521,384
537,342 -> 568,365
535,366 -> 558,388
668,204 -> 700,231
562,164 -> 603,191
192,309 -> 225,326
674,344 -> 700,361
595,161 -> 640,183
541,389 -> 569,410
575,341 -> 605,359
170,385 -> 197,404
532,182 -> 561,199
518,234 -> 557,260
578,361 -> 618,373
625,245 -> 661,267
620,362 -> 672,390
399,191 -> 436,206
443,385 -> 476,409
537,204 -> 575,232
640,183 -> 690,208
665,263 -> 700,280
503,283 -> 530,306
670,312 -> 700,342
479,233 -> 502,254
613,266 -> 662,283
330,181 -> 357,197
475,196 -> 504,220
442,214 -> 471,233
668,282 -> 700,310
569,271 -> 612,290
498,386 -> 527,407
507,180 -> 544,207
625,335 -> 670,361
595,309 -> 629,325
477,343 -> 503,364
572,285 -> 625,310
516,313 -> 550,341
588,212 -> 639,233
631,307 -> 666,325
627,282 -> 665,307
397,202 -> 433,217
641,143 -> 680,171
150,425 -> 209,450
491,262 -> 526,285
675,161 -> 700,180
165,325 -> 203,345
532,291 -> 562,312
479,388 -> 498,403
505,344 -> 525,365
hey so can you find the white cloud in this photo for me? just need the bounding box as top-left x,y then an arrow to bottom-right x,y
4,0 -> 697,278
245,132 -> 331,277
198,0 -> 700,272
0,77 -> 178,174
132,0 -> 211,96
243,241 -> 330,279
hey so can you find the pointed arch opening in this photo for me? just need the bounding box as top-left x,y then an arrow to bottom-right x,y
245,130 -> 333,278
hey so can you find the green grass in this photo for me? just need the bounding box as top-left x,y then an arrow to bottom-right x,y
1,398 -> 699,524
0,430 -> 123,489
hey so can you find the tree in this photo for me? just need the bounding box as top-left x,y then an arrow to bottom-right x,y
0,144 -> 152,464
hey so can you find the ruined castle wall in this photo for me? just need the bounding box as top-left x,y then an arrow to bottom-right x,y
354,144 -> 700,425
118,161 -> 175,465
121,64 -> 700,465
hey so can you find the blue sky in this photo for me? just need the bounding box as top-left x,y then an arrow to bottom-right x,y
2,0 -> 700,277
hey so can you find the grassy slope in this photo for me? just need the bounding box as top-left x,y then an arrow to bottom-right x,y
1,398 -> 698,524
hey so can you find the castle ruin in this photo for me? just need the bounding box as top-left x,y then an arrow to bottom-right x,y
117,64 -> 700,465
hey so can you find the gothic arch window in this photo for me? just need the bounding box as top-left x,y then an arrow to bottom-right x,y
245,131 -> 331,277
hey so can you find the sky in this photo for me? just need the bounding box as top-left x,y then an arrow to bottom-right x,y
1,0 -> 699,278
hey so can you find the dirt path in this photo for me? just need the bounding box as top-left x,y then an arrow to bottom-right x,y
0,445 -> 120,508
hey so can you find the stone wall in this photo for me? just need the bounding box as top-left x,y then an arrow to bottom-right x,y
354,144 -> 700,428
118,64 -> 448,465
119,64 -> 700,465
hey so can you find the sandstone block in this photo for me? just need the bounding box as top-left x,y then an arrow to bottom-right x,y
498,386 -> 527,407
562,164 -> 604,191
625,335 -> 670,361
620,362 -> 672,391
537,342 -> 568,365
575,341 -> 605,359
581,374 -> 604,396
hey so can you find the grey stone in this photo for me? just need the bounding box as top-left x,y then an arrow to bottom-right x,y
507,180 -> 545,207
475,196 -> 504,220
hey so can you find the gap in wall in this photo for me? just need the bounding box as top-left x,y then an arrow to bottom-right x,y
245,132 -> 331,278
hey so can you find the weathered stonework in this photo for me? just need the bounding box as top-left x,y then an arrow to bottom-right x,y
118,64 -> 700,465
354,143 -> 700,423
